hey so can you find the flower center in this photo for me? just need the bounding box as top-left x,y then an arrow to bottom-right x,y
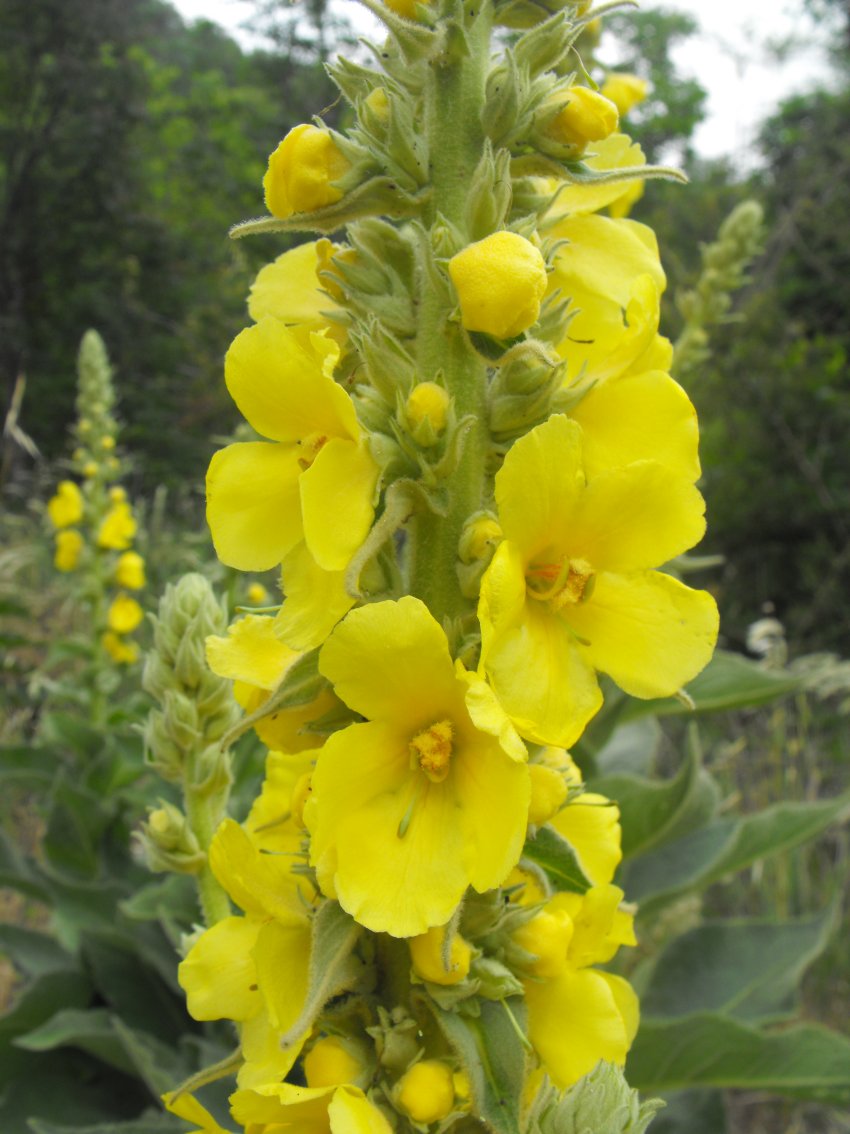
409,719 -> 454,784
297,432 -> 329,470
526,555 -> 595,610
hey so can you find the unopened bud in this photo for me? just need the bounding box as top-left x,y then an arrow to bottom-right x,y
404,382 -> 451,445
409,925 -> 473,986
394,1061 -> 455,1124
527,764 -> 568,826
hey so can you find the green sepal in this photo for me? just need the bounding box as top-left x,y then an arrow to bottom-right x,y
431,998 -> 527,1134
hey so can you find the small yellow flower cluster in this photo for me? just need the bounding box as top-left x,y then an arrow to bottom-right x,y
45,332 -> 146,666
164,2 -> 718,1129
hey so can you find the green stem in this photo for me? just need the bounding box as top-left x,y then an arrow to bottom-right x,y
184,752 -> 231,928
409,6 -> 493,623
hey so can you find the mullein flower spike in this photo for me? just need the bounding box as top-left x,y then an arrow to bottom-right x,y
163,0 -> 720,1128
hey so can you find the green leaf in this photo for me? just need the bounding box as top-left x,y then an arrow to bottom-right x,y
591,750 -> 720,860
650,1089 -> 726,1134
627,1014 -> 850,1105
0,745 -> 63,788
623,650 -> 800,719
625,793 -> 850,909
28,1118 -> 181,1134
15,1008 -> 138,1077
593,717 -> 660,777
80,930 -> 190,1040
522,826 -> 591,893
640,905 -> 840,1023
432,999 -> 526,1134
0,970 -> 92,1087
276,901 -> 363,1047
39,713 -> 106,758
0,925 -> 70,979
42,774 -> 113,882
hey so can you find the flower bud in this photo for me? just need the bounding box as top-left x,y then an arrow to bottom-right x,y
163,688 -> 201,750
264,124 -> 351,218
82,461 -> 99,479
140,803 -> 205,874
459,514 -> 502,564
404,382 -> 451,445
527,763 -> 568,825
54,529 -> 84,572
246,582 -> 269,605
409,925 -> 472,985
449,232 -> 547,339
601,72 -> 649,117
538,86 -> 619,152
394,1061 -> 455,1124
303,1035 -> 370,1088
143,710 -> 184,782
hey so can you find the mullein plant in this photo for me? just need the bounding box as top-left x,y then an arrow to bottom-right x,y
45,331 -> 146,707
158,1 -> 718,1130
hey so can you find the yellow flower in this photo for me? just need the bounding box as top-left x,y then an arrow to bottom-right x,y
114,550 -> 145,590
478,415 -> 718,747
230,1082 -> 392,1134
449,232 -> 547,339
47,480 -> 83,528
101,631 -> 140,665
394,1061 -> 455,1124
244,749 -> 317,863
540,86 -> 619,151
97,500 -> 136,550
601,72 -> 649,117
522,886 -> 639,1088
163,1090 -> 230,1133
264,124 -> 351,218
307,597 -> 530,937
107,593 -> 144,635
178,818 -> 313,1088
206,320 -> 378,576
54,529 -> 84,572
206,613 -> 337,751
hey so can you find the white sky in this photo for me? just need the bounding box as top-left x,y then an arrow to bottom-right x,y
170,0 -> 832,161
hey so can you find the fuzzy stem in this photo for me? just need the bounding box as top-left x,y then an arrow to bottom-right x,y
409,5 -> 493,623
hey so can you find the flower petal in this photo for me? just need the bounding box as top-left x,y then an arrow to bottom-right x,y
206,614 -> 297,691
525,966 -> 635,1088
248,241 -> 332,327
206,442 -> 303,571
209,818 -> 306,925
571,369 -> 700,482
253,918 -> 312,1033
482,595 -> 603,748
225,317 -> 356,443
329,1085 -> 395,1134
178,916 -> 261,1022
275,542 -> 356,651
567,460 -> 706,572
495,415 -> 585,561
238,1010 -> 304,1090
319,597 -> 460,725
549,793 -> 622,886
300,438 -> 378,571
566,570 -> 719,699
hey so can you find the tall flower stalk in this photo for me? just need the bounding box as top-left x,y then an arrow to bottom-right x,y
161,2 -> 717,1130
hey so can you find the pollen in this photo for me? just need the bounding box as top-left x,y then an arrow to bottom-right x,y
409,719 -> 454,783
297,432 -> 329,470
527,556 -> 595,609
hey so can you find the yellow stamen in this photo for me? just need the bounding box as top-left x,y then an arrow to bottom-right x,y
297,432 -> 329,470
409,719 -> 454,784
527,556 -> 594,609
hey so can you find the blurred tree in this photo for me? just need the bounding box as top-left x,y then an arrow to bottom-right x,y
0,0 -> 342,489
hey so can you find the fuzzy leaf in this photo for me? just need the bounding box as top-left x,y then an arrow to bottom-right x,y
628,1014 -> 850,1105
522,826 -> 592,893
